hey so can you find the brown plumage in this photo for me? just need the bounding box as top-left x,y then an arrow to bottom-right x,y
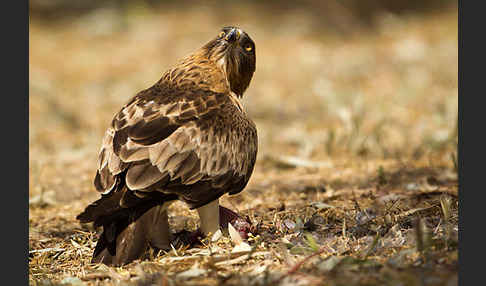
77,26 -> 257,266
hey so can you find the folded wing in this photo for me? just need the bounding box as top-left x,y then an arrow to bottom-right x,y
94,84 -> 257,208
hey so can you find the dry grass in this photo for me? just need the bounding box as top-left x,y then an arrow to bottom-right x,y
29,3 -> 457,285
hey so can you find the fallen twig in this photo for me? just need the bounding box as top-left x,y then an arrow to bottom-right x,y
29,248 -> 65,254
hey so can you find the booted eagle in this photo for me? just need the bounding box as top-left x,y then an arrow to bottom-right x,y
77,27 -> 257,266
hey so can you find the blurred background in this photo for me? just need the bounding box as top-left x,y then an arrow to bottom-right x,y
29,0 -> 458,202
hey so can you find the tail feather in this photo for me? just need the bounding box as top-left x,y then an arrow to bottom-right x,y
76,191 -> 124,227
77,186 -> 177,266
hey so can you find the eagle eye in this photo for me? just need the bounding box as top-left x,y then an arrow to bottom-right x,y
245,44 -> 253,52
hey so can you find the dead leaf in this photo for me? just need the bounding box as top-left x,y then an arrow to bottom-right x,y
228,222 -> 244,245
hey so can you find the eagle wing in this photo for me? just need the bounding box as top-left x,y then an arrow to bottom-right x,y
94,84 -> 257,208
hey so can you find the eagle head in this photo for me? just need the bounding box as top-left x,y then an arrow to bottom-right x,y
202,26 -> 256,97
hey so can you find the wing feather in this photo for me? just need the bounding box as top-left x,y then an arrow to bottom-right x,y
126,162 -> 166,190
94,85 -> 257,207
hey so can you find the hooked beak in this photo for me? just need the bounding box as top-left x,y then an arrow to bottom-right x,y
224,28 -> 240,43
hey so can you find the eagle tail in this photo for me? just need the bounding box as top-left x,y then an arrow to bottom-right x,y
77,188 -> 176,266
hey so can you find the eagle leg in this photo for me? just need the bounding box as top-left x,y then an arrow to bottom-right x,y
197,199 -> 220,236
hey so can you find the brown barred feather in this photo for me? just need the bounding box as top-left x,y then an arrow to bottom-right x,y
126,161 -> 166,190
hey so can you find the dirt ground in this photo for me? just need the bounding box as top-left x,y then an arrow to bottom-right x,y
29,2 -> 458,285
